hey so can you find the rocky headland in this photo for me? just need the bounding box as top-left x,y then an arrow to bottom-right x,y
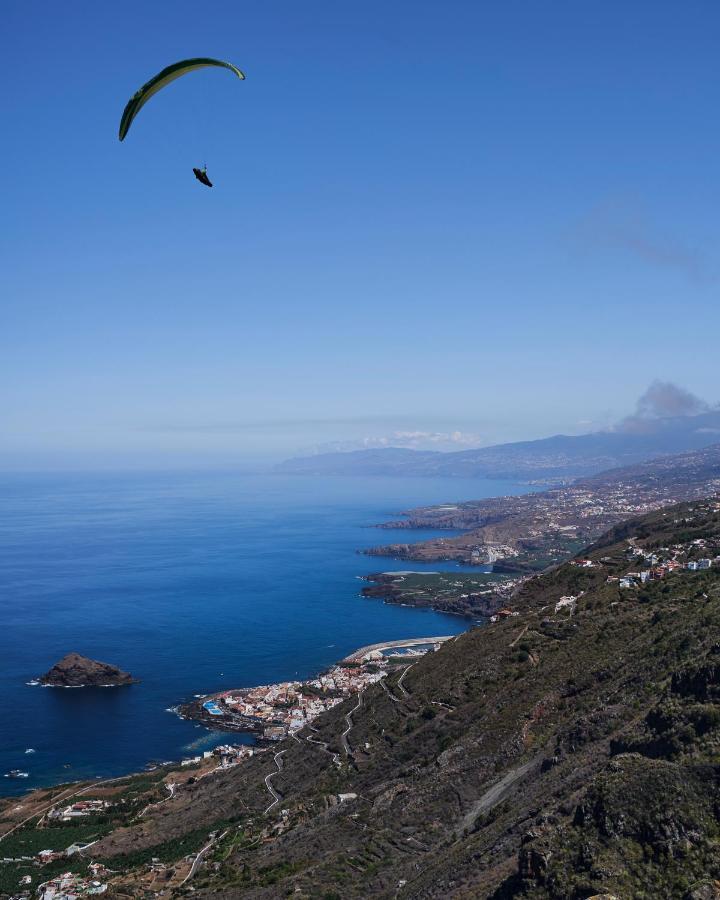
361,570 -> 518,618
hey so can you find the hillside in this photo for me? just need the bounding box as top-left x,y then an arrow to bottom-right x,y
277,410 -> 720,483
6,500 -> 720,898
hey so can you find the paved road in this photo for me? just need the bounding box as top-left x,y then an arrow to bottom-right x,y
263,750 -> 287,814
341,691 -> 364,755
139,781 -> 175,818
379,677 -> 400,704
180,828 -> 228,886
396,660 -> 420,697
306,726 -> 340,767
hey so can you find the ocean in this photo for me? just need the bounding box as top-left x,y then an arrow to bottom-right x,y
0,471 -> 533,795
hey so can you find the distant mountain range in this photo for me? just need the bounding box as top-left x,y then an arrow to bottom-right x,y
277,409 -> 720,482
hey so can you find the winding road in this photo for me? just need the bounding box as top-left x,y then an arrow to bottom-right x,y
263,749 -> 287,814
379,677 -> 401,704
341,691 -> 364,756
396,662 -> 416,697
179,828 -> 228,886
139,781 -> 175,818
306,725 -> 340,767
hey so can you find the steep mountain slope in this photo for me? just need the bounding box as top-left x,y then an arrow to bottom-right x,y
277,410 -> 720,482
80,500 -> 720,898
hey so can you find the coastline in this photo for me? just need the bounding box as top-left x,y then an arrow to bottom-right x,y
2,634 -> 456,802
175,634 -> 452,739
360,570 -> 522,619
2,470 -> 484,796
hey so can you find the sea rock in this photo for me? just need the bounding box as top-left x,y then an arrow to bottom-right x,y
39,652 -> 138,687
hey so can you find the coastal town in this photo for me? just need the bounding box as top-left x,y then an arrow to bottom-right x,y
182,638 -> 445,739
353,449 -> 720,623
0,638 -> 446,899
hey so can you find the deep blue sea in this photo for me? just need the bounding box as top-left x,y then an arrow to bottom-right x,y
0,471 -> 532,796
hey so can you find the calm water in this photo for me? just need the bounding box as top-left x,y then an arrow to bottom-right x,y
0,471 -> 532,795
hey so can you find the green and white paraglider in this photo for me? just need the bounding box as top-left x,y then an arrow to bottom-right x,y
119,57 -> 245,186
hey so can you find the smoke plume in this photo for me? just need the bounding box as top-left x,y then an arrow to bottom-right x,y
618,381 -> 710,433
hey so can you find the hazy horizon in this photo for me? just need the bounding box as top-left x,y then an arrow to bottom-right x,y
1,379 -> 717,472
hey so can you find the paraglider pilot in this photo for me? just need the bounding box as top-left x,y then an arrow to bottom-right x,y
119,58 -> 245,190
193,166 -> 213,187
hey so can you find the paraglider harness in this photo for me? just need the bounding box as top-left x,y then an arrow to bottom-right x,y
193,166 -> 213,187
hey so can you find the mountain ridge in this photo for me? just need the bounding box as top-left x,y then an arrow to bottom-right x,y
277,410 -> 720,482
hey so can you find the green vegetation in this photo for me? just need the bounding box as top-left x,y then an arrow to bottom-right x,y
0,819 -> 109,857
0,857 -> 90,897
362,570 -> 510,617
495,537 -> 588,573
0,820 -> 104,896
111,767 -> 172,795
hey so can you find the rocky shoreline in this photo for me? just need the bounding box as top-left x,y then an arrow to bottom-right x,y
361,571 -> 521,618
177,698 -> 268,735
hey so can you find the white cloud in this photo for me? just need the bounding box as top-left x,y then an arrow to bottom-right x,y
307,430 -> 486,454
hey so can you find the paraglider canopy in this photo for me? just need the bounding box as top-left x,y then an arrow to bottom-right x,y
118,57 -> 245,141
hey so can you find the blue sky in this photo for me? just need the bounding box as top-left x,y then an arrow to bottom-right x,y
3,0 -> 719,468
